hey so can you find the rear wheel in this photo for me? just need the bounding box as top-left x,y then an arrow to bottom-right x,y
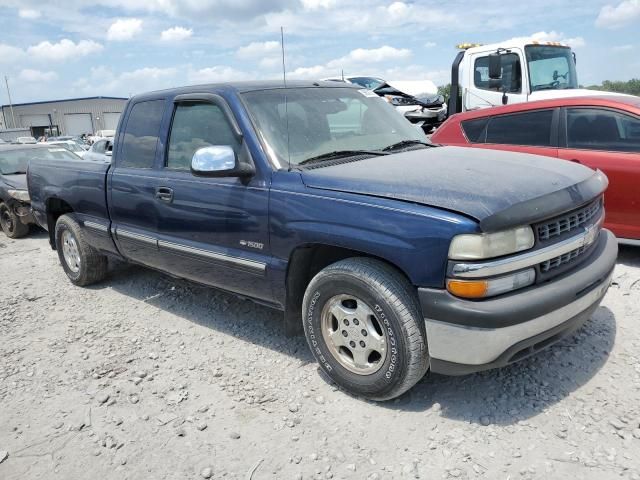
0,202 -> 29,238
55,214 -> 107,286
302,258 -> 429,401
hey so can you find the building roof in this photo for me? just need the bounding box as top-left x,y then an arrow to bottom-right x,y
1,96 -> 128,108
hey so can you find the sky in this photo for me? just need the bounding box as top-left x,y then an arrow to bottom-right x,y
0,0 -> 638,104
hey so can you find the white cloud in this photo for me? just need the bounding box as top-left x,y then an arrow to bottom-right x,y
19,69 -> 58,82
596,0 -> 640,28
188,66 -> 250,84
107,18 -> 143,41
0,43 -> 24,63
27,39 -> 103,61
505,31 -> 585,48
289,46 -> 414,80
612,44 -> 634,51
301,0 -> 337,9
424,41 -> 437,48
161,26 -> 193,41
327,45 -> 411,69
18,8 -> 40,19
237,40 -> 280,58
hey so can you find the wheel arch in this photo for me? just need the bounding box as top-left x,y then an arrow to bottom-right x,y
45,197 -> 74,249
283,243 -> 416,336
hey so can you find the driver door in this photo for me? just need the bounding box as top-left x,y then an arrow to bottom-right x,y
153,93 -> 273,303
467,51 -> 528,110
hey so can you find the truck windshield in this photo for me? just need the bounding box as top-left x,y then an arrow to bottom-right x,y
525,45 -> 578,92
0,147 -> 80,175
241,87 -> 427,166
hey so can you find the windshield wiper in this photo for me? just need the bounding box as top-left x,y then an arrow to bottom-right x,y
382,139 -> 433,152
298,149 -> 389,166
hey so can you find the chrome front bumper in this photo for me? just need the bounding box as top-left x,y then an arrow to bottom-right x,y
419,229 -> 617,375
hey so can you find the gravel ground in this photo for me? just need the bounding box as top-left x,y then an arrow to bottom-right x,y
1,230 -> 639,480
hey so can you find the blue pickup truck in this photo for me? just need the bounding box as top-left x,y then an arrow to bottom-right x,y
27,81 -> 617,400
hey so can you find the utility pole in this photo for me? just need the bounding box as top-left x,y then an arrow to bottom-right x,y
4,76 -> 16,129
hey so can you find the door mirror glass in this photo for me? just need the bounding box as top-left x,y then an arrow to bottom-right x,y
488,53 -> 502,79
191,145 -> 236,175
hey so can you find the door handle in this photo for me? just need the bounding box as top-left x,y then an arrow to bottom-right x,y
155,186 -> 174,203
569,159 -> 582,164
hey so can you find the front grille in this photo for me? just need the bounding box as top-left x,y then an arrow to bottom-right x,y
540,245 -> 587,273
537,198 -> 602,242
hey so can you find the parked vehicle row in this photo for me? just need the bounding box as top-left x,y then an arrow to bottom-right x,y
26,81 -> 617,401
0,144 -> 79,238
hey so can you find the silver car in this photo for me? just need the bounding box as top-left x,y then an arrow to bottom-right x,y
84,139 -> 112,162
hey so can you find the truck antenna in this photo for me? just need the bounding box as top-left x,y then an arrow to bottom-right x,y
280,26 -> 291,170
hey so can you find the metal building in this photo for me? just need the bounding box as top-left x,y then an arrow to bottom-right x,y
0,96 -> 127,138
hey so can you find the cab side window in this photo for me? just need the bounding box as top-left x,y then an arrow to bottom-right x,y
474,54 -> 522,93
120,99 -> 165,169
485,109 -> 554,146
566,108 -> 640,153
166,103 -> 241,170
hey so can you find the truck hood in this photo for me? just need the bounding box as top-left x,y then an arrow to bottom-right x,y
1,173 -> 27,190
300,146 -> 608,232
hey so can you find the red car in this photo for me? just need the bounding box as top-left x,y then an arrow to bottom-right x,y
432,95 -> 640,244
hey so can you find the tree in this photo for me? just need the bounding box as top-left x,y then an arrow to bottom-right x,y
437,84 -> 451,101
587,79 -> 640,96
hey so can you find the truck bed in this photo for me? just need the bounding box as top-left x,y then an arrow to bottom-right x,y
28,158 -> 111,238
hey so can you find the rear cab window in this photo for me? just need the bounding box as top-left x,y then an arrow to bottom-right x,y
119,100 -> 166,169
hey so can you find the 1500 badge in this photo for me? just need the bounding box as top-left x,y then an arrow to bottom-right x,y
239,240 -> 264,250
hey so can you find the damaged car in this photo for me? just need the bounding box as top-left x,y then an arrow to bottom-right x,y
324,76 -> 447,131
0,144 -> 80,238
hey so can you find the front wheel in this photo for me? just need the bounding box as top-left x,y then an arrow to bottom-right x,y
55,214 -> 107,286
302,258 -> 429,401
0,202 -> 29,238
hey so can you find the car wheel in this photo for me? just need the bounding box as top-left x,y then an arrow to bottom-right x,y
55,214 -> 107,286
302,257 -> 429,401
0,202 -> 29,238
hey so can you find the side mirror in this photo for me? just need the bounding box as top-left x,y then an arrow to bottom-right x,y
191,145 -> 254,178
488,53 -> 502,80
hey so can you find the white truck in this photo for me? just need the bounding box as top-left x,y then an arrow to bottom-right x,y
448,40 -> 612,115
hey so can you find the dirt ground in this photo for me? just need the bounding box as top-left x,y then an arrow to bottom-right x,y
1,230 -> 639,480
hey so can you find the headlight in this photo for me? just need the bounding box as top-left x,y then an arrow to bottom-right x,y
8,189 -> 30,202
385,95 -> 415,106
447,269 -> 535,299
449,226 -> 534,260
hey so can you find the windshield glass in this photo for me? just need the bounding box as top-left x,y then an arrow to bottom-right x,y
241,87 -> 426,166
525,45 -> 578,92
0,147 -> 80,174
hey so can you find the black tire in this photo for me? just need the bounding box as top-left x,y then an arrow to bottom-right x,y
302,257 -> 429,401
0,202 -> 29,238
55,214 -> 107,286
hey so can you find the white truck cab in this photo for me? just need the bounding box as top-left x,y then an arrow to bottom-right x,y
448,40 -> 609,115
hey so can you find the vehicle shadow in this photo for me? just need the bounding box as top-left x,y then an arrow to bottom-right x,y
616,244 -> 640,268
385,306 -> 616,425
93,259 -> 615,425
92,260 -> 314,363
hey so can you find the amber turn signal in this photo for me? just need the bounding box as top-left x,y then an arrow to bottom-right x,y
446,279 -> 489,299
